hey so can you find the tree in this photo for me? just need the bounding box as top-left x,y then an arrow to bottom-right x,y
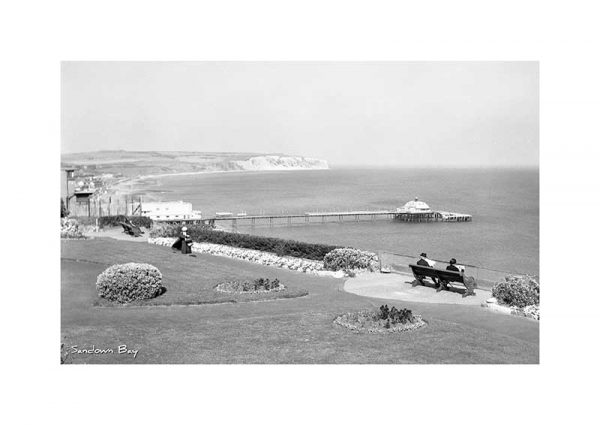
61,198 -> 69,218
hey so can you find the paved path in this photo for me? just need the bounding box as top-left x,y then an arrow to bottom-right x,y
83,226 -> 149,242
345,272 -> 491,305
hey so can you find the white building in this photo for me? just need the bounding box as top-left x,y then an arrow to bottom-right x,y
396,197 -> 432,214
141,201 -> 202,221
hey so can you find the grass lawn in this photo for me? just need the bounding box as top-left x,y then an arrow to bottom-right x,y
62,238 -> 308,306
61,238 -> 539,364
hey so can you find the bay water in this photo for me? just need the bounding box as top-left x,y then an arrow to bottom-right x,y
131,168 -> 539,275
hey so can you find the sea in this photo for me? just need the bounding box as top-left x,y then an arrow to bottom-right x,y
129,168 -> 539,276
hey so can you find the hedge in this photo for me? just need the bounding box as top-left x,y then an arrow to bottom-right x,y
96,263 -> 164,303
98,215 -> 154,229
190,228 -> 339,261
151,224 -> 339,261
149,223 -> 213,238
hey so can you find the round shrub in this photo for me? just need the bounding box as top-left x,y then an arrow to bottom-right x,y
96,263 -> 164,303
323,248 -> 379,272
492,274 -> 539,308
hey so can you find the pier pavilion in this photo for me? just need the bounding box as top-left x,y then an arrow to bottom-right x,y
393,198 -> 472,222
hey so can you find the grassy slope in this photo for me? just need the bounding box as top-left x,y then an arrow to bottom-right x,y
61,238 -> 539,364
62,239 -> 307,306
60,150 -> 283,178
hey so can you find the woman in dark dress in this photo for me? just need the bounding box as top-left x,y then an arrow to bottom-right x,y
172,226 -> 193,254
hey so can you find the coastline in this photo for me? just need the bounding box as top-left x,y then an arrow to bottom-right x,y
89,167 -> 538,276
104,167 -> 331,202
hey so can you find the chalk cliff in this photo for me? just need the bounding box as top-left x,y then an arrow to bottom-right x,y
230,155 -> 329,171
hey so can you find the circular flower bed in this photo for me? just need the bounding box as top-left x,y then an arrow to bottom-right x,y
215,278 -> 285,294
334,305 -> 427,333
96,263 -> 164,303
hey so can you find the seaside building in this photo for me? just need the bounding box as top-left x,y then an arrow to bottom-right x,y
141,201 -> 202,221
396,197 -> 432,214
394,197 -> 471,222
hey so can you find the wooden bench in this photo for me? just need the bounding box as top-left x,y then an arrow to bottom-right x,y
409,264 -> 477,297
118,221 -> 144,237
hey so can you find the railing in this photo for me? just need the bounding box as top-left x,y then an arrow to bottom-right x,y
378,251 -> 533,289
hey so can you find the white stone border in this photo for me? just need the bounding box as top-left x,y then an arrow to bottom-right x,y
481,297 -> 539,320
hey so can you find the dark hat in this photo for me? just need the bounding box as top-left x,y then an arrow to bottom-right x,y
420,253 -> 427,257
449,258 -> 457,264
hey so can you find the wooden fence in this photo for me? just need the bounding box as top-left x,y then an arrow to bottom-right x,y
66,196 -> 143,217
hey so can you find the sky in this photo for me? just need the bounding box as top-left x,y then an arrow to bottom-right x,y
62,62 -> 538,167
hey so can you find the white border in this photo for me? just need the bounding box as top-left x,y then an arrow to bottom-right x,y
2,0 -> 599,424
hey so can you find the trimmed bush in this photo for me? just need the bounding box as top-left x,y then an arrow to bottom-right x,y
190,229 -> 339,261
492,275 -> 539,308
98,215 -> 154,229
323,248 -> 379,271
96,263 -> 164,303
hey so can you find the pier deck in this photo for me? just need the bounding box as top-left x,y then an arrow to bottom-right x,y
156,209 -> 472,228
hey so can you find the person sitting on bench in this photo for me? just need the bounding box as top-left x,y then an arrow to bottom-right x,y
417,253 -> 435,267
438,258 -> 463,291
415,253 -> 440,286
446,258 -> 460,272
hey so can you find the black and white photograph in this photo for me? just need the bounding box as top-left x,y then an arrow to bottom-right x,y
60,61 -> 539,364
4,1 -> 600,424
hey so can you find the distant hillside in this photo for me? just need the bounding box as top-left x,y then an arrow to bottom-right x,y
61,151 -> 329,178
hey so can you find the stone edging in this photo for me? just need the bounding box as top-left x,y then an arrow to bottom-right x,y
481,297 -> 539,320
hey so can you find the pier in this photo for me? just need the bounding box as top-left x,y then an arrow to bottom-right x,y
206,210 -> 398,229
155,198 -> 472,228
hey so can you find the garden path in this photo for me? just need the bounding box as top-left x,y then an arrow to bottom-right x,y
345,272 -> 491,305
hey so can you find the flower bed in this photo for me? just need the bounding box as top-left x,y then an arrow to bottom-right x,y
215,278 -> 285,294
61,218 -> 86,239
334,305 -> 426,333
323,248 -> 380,272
